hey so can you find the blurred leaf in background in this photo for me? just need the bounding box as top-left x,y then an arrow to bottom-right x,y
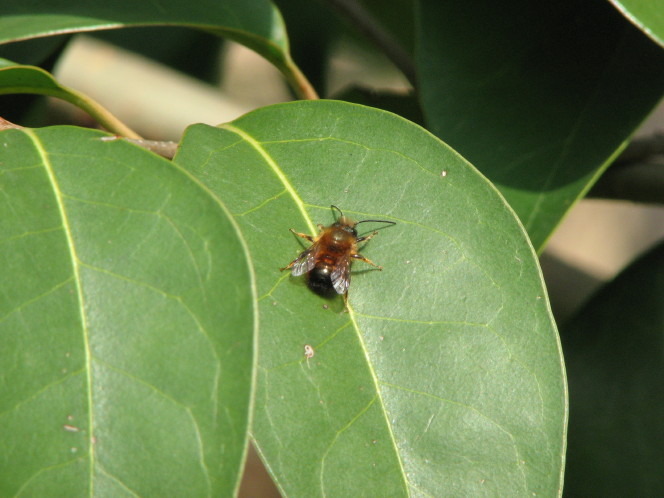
563,241 -> 664,496
416,0 -> 664,250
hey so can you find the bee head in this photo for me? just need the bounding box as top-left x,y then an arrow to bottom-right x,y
330,205 -> 395,236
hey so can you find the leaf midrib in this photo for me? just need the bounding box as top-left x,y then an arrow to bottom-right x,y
26,129 -> 96,495
219,123 -> 411,496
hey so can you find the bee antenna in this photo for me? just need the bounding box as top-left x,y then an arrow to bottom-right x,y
355,219 -> 396,226
330,205 -> 344,219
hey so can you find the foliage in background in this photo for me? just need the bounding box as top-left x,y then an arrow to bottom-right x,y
562,241 -> 664,496
0,0 -> 662,495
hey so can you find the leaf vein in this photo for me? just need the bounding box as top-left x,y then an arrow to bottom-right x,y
261,136 -> 439,179
221,123 -> 411,494
218,124 -> 317,234
0,369 -> 85,419
26,129 -> 97,495
0,277 -> 73,325
0,226 -> 62,246
95,464 -> 141,497
77,262 -> 223,397
380,381 -> 528,489
234,188 -> 288,217
13,456 -> 85,497
319,396 -> 378,496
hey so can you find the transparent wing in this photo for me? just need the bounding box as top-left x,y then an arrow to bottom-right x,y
291,248 -> 316,276
330,257 -> 351,294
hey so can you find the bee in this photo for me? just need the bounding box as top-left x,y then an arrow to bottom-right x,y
280,205 -> 395,301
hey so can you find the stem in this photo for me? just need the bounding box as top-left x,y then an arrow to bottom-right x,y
283,56 -> 320,100
0,87 -> 141,139
323,0 -> 417,87
55,87 -> 142,139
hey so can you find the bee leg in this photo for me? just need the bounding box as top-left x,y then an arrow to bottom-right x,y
279,257 -> 299,272
356,230 -> 379,243
351,253 -> 383,270
289,228 -> 315,243
317,224 -> 325,231
343,292 -> 350,312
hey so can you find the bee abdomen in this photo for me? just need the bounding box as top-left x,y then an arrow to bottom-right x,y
307,264 -> 337,297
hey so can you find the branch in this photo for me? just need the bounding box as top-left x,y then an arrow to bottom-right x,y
323,0 -> 417,87
588,132 -> 664,204
588,161 -> 664,204
0,120 -> 178,160
615,133 -> 664,164
100,136 -> 179,159
0,116 -> 23,131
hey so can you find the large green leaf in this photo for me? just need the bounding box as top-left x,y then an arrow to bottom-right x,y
608,0 -> 664,48
0,0 -> 285,53
416,0 -> 664,250
0,127 -> 256,495
174,100 -> 567,496
0,0 -> 315,98
562,241 -> 664,496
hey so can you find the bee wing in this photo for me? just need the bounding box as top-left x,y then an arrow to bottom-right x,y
291,246 -> 317,276
330,256 -> 351,294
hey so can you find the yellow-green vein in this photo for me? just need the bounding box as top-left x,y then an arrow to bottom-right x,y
219,123 -> 411,495
218,123 -> 317,235
26,129 -> 96,495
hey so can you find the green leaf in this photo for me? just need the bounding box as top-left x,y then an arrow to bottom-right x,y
0,0 -> 316,99
608,0 -> 664,48
0,60 -> 139,137
562,241 -> 664,496
0,127 -> 256,495
174,100 -> 566,496
0,34 -> 69,67
0,0 -> 286,53
416,0 -> 664,250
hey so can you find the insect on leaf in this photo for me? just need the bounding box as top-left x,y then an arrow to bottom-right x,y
174,100 -> 567,497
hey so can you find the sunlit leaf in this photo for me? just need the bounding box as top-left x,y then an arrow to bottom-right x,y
0,127 -> 255,496
174,100 -> 567,496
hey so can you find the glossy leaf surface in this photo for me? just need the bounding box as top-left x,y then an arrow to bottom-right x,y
174,100 -> 567,496
0,127 -> 255,496
563,241 -> 664,496
0,0 -> 285,50
416,0 -> 664,250
0,0 -> 316,97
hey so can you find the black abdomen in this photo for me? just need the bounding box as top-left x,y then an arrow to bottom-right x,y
307,264 -> 337,297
